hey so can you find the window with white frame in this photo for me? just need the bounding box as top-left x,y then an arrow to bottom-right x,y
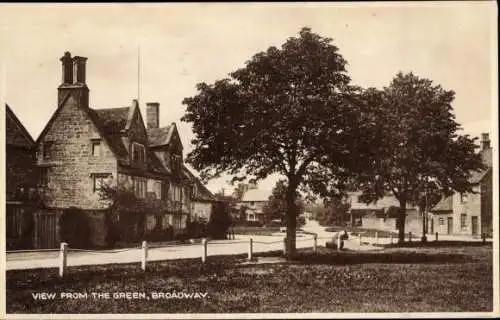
92,173 -> 112,193
91,140 -> 101,157
131,142 -> 146,165
460,214 -> 467,230
171,184 -> 182,202
133,177 -> 147,198
439,218 -> 445,226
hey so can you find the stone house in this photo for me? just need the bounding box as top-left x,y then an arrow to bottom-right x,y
236,183 -> 270,224
5,104 -> 39,249
348,191 -> 422,235
33,51 -> 193,248
183,167 -> 219,221
429,133 -> 493,237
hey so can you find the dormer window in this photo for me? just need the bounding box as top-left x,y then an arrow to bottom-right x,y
131,142 -> 146,165
171,154 -> 182,172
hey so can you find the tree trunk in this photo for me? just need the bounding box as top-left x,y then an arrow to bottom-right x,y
397,197 -> 407,244
285,187 -> 297,259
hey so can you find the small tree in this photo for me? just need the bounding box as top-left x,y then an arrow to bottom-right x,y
207,202 -> 232,239
99,185 -> 170,246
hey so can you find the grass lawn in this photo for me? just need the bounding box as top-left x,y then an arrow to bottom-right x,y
6,245 -> 492,314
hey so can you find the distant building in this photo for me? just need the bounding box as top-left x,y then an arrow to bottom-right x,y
183,167 -> 219,221
430,133 -> 493,237
348,191 -> 421,234
236,183 -> 271,224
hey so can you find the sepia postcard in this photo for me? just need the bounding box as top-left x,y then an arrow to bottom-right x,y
0,2 -> 498,319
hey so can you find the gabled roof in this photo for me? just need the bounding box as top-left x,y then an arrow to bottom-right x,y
430,196 -> 453,212
89,107 -> 130,134
5,104 -> 35,148
241,188 -> 271,202
35,95 -> 169,179
182,165 -> 217,202
469,167 -> 491,184
147,124 -> 175,147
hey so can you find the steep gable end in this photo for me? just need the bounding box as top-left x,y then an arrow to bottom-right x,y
126,102 -> 148,145
168,123 -> 183,154
5,104 -> 35,148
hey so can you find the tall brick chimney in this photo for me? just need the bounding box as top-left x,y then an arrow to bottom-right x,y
146,102 -> 160,129
58,52 -> 89,108
481,133 -> 491,150
72,56 -> 87,84
60,51 -> 73,85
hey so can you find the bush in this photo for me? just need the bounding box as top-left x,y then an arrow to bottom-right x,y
185,217 -> 208,239
208,202 -> 232,239
59,207 -> 92,249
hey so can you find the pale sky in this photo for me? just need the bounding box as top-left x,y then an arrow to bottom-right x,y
0,2 -> 497,195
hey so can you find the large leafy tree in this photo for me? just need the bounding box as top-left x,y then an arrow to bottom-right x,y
263,180 -> 305,223
182,27 -> 368,257
355,72 -> 485,243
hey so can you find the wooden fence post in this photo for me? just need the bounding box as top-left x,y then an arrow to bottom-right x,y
390,234 -> 393,244
358,233 -> 362,246
201,238 -> 207,263
375,232 -> 379,245
337,233 -> 342,251
248,238 -> 253,261
409,232 -> 412,243
59,242 -> 68,278
141,241 -> 148,271
313,234 -> 317,253
435,232 -> 438,241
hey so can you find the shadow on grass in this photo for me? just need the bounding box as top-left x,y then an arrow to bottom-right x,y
377,241 -> 492,248
286,249 -> 473,265
6,250 -> 287,290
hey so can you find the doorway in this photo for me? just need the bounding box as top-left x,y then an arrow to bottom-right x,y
471,216 -> 478,236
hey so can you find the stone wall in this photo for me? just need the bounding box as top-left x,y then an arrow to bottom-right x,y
36,95 -> 117,209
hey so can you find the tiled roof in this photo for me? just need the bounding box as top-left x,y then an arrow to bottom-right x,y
5,104 -> 35,148
241,188 -> 271,202
469,167 -> 491,184
87,107 -> 131,158
182,166 -> 217,202
431,196 -> 453,212
148,125 -> 174,147
88,105 -> 171,178
348,192 -> 417,210
89,107 -> 130,134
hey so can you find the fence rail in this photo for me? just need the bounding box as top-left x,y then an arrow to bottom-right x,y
8,230 -> 472,277
8,235 -> 322,278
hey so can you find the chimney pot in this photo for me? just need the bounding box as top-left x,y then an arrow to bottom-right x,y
60,52 -> 73,84
481,133 -> 491,150
73,56 -> 88,84
58,52 -> 89,108
146,102 -> 160,129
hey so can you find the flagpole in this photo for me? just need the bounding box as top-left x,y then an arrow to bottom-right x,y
137,46 -> 141,104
